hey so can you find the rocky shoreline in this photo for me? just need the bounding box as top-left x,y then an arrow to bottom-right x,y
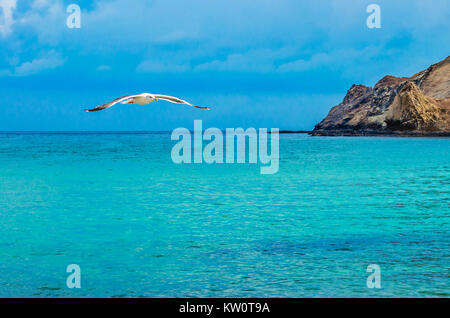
309,130 -> 450,137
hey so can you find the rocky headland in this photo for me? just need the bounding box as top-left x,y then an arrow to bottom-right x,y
311,56 -> 450,136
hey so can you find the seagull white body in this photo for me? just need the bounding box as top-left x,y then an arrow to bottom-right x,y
85,93 -> 210,112
127,94 -> 154,105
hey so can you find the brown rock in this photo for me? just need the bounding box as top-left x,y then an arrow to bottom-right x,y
312,56 -> 450,136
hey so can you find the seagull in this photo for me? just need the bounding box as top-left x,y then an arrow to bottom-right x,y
84,93 -> 210,112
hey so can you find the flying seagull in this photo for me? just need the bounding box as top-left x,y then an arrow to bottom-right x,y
85,93 -> 210,112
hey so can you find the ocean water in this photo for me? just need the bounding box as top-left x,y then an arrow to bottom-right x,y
0,132 -> 448,298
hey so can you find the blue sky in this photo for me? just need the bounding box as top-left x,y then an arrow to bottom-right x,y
0,0 -> 449,131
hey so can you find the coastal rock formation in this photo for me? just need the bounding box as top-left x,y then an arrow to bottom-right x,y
312,56 -> 450,136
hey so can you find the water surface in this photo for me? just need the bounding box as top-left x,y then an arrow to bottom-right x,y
0,133 -> 448,297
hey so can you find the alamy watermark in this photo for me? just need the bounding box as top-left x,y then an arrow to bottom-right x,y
366,4 -> 381,29
171,120 -> 279,174
66,4 -> 81,29
366,264 -> 381,289
66,264 -> 81,288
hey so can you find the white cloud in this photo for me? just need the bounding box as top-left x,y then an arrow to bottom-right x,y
3,51 -> 66,76
0,0 -> 448,81
0,0 -> 17,37
195,52 -> 275,72
277,47 -> 382,73
192,47 -> 383,74
278,53 -> 334,72
136,60 -> 190,73
195,48 -> 295,72
17,1 -> 66,44
31,0 -> 52,9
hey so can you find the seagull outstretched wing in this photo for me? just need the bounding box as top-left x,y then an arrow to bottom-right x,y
154,94 -> 210,110
84,94 -> 138,112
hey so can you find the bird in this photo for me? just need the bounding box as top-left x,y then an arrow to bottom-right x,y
84,93 -> 210,112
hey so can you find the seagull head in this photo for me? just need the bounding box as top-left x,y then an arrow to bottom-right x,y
143,93 -> 158,102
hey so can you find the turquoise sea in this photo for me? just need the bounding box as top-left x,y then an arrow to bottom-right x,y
0,133 -> 448,297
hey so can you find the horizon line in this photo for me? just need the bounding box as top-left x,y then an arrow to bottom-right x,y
0,130 -> 312,134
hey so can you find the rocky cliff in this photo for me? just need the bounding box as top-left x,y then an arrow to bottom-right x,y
312,56 -> 450,136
